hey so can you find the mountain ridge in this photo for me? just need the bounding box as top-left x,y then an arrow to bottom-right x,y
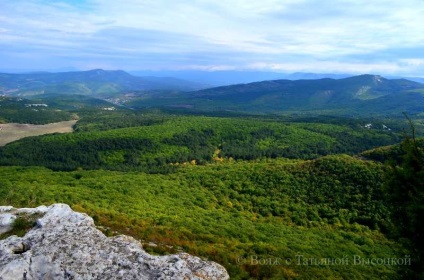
0,69 -> 207,97
2,70 -> 423,117
126,74 -> 424,116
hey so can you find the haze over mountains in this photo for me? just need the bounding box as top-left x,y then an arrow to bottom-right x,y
1,69 -> 423,117
170,74 -> 424,116
0,69 -> 207,97
131,70 -> 424,86
130,70 -> 353,86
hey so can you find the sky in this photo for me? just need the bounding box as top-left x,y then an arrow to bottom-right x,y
1,0 -> 424,76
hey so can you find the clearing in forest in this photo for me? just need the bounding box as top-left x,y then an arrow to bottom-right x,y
0,120 -> 77,146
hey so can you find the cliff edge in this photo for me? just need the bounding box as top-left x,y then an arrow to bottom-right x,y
0,204 -> 229,280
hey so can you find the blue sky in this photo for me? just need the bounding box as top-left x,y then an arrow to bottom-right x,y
1,0 -> 424,76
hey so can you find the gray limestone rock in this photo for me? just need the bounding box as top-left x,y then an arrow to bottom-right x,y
0,204 -> 229,280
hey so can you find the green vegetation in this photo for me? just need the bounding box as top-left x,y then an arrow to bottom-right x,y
0,213 -> 41,240
361,139 -> 424,164
0,155 -> 408,279
0,115 -> 400,172
0,97 -> 72,124
3,71 -> 424,117
384,119 -> 424,279
36,94 -> 121,111
127,75 -> 424,117
0,69 -> 203,98
73,111 -> 168,132
0,109 -> 419,279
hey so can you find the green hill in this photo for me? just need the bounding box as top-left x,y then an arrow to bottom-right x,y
128,75 -> 424,116
1,72 -> 422,279
360,138 -> 424,163
2,71 -> 423,117
0,155 -> 408,279
0,95 -> 127,124
0,110 -> 420,278
0,69 -> 205,97
0,114 -> 401,171
0,96 -> 72,124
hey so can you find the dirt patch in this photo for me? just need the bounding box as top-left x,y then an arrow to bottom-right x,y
0,120 -> 77,146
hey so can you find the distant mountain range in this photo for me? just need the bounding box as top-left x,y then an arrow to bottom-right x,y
129,70 -> 355,86
0,69 -> 207,97
128,74 -> 424,117
129,70 -> 424,86
1,70 -> 423,117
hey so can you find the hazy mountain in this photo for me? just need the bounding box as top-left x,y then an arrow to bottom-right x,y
2,70 -> 423,117
394,76 -> 424,84
130,70 -> 287,86
128,74 -> 424,116
0,69 -> 206,97
0,93 -> 126,124
34,93 -> 121,110
129,70 -> 356,86
284,72 -> 351,80
130,70 -> 424,86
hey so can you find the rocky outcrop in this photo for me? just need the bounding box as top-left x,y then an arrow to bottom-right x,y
0,204 -> 229,280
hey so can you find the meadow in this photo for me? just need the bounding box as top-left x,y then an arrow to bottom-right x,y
0,120 -> 77,146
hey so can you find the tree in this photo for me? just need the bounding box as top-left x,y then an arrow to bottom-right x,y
385,114 -> 424,279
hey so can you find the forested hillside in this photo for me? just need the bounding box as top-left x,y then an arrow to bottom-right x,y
0,96 -> 73,124
126,75 -> 424,116
0,109 -> 421,279
0,69 -> 205,97
2,0 -> 424,277
0,155 -> 408,279
2,70 -> 424,117
0,114 -> 401,172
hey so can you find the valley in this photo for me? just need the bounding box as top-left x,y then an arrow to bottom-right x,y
2,1 -> 423,278
2,71 -> 424,117
0,70 -> 423,279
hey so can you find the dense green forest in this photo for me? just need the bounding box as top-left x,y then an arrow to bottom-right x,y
0,110 -> 422,279
0,97 -> 73,124
3,71 -> 424,117
0,156 -> 409,279
0,114 -> 402,172
125,75 -> 424,116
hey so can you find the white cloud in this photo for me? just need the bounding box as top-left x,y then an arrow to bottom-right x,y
400,59 -> 424,67
246,61 -> 403,74
0,0 -> 424,74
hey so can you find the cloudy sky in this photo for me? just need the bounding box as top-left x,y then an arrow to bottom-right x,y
1,0 -> 424,76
